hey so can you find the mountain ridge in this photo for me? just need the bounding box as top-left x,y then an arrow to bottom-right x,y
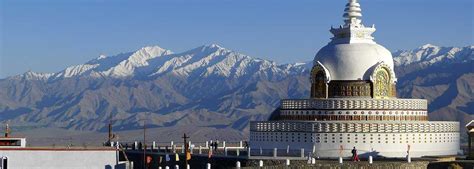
1,43 -> 472,144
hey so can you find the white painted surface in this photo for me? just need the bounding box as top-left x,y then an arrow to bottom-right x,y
0,149 -> 117,169
250,131 -> 459,158
314,43 -> 394,81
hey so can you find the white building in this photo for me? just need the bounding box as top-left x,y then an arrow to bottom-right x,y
0,137 -> 124,169
249,0 -> 459,158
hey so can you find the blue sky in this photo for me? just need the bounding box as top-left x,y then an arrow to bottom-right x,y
1,0 -> 473,78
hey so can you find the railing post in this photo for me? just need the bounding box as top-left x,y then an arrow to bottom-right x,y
236,161 -> 241,168
199,146 -> 202,154
259,160 -> 263,167
222,141 -> 226,148
286,159 -> 290,166
300,148 -> 304,158
236,148 -> 240,156
273,148 -> 277,157
369,156 -> 373,164
206,163 -> 211,169
153,141 -> 156,150
260,147 -> 263,155
339,157 -> 343,164
239,141 -> 243,148
224,147 -> 228,156
248,147 -> 251,158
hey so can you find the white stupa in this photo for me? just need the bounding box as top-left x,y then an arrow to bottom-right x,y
249,0 -> 459,158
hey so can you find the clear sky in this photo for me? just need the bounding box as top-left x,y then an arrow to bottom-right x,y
1,0 -> 473,78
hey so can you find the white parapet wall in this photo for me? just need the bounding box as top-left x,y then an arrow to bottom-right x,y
0,148 -> 118,169
250,121 -> 460,158
251,131 -> 460,158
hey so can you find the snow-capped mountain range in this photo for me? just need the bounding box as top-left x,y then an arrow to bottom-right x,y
393,44 -> 473,66
13,43 -> 472,81
1,43 -> 472,144
14,44 -> 310,81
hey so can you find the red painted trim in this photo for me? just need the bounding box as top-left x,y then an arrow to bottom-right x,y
0,147 -> 116,151
0,137 -> 26,139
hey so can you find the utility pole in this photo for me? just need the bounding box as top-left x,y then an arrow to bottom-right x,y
143,116 -> 147,169
182,133 -> 190,168
108,113 -> 114,145
4,123 -> 10,138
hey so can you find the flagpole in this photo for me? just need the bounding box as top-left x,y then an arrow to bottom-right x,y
142,113 -> 148,169
182,133 -> 190,168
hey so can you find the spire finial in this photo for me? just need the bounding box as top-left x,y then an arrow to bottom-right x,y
343,0 -> 363,27
329,0 -> 376,44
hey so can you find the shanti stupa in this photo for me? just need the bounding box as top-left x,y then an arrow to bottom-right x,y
249,0 -> 459,158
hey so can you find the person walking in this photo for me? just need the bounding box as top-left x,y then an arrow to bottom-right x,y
351,147 -> 360,161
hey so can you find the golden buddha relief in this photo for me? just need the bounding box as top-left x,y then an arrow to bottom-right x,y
311,66 -> 328,98
373,67 -> 392,98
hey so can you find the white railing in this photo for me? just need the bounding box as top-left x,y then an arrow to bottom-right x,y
250,121 -> 460,133
280,98 -> 427,110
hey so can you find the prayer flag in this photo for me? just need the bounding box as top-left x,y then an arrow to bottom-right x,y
186,151 -> 191,160
208,149 -> 213,158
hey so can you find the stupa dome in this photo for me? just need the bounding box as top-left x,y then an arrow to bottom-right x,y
314,43 -> 393,80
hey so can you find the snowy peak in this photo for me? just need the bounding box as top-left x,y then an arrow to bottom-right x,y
127,46 -> 173,65
53,45 -> 173,78
153,44 -> 286,79
97,54 -> 108,60
57,64 -> 99,78
419,43 -> 438,49
186,44 -> 230,57
393,44 -> 473,67
202,43 -> 224,50
13,71 -> 55,80
106,46 -> 173,77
